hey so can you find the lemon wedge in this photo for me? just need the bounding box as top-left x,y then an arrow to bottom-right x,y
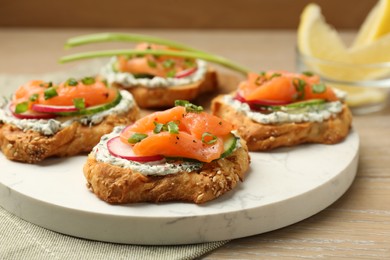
298,3 -> 350,62
297,3 -> 390,109
352,0 -> 390,48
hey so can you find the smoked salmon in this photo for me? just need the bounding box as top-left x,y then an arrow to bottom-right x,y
116,43 -> 198,78
237,71 -> 338,104
119,101 -> 234,163
11,77 -> 118,116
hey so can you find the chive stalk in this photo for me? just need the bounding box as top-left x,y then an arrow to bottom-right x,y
59,49 -> 249,75
62,33 -> 249,75
64,32 -> 201,52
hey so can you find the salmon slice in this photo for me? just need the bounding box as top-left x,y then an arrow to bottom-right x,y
132,132 -> 224,163
120,103 -> 234,163
12,78 -> 117,110
117,43 -> 197,77
239,71 -> 338,103
181,111 -> 233,139
41,81 -> 116,107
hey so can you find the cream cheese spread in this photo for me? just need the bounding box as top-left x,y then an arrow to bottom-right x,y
0,90 -> 135,136
100,57 -> 208,88
223,93 -> 345,124
93,126 -> 203,176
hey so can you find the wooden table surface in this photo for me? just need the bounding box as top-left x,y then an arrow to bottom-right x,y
1,29 -> 389,259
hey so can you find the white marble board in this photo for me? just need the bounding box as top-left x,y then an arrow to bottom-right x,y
0,130 -> 359,245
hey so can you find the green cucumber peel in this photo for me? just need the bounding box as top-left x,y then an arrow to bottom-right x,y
258,99 -> 326,111
59,49 -> 249,75
220,133 -> 238,158
55,91 -> 122,116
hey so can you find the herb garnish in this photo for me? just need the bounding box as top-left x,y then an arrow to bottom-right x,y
44,87 -> 58,100
73,98 -> 86,109
66,78 -> 78,86
175,100 -> 203,113
15,102 -> 28,114
167,121 -> 179,134
166,70 -> 176,78
302,71 -> 314,77
147,59 -> 157,68
81,77 -> 96,85
201,132 -> 217,144
312,83 -> 326,94
128,133 -> 148,144
163,59 -> 175,68
29,93 -> 39,102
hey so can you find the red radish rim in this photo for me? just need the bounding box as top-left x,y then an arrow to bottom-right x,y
9,104 -> 56,119
32,104 -> 78,113
175,67 -> 197,78
107,136 -> 164,163
234,92 -> 290,106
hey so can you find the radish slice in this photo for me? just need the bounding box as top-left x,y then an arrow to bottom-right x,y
234,92 -> 290,106
107,136 -> 164,163
9,105 -> 56,119
175,67 -> 197,78
32,104 -> 78,113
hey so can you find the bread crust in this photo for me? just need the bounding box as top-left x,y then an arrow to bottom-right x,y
211,94 -> 352,151
0,106 -> 139,163
83,140 -> 250,204
112,69 -> 218,108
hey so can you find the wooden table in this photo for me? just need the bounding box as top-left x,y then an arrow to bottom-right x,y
1,29 -> 389,259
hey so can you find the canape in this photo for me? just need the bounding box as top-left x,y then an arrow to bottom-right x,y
100,43 -> 218,108
211,71 -> 352,151
0,77 -> 139,163
84,101 -> 250,204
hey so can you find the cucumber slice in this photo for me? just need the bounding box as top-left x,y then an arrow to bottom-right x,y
284,99 -> 326,109
220,133 -> 238,158
55,91 -> 122,116
254,99 -> 326,112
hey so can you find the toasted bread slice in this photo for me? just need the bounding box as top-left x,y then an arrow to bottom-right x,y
83,139 -> 250,204
0,105 -> 139,163
211,94 -> 352,151
112,69 -> 218,108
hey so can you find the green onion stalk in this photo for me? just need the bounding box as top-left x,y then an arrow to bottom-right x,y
61,33 -> 250,75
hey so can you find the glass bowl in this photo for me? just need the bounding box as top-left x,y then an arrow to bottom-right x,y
296,49 -> 390,114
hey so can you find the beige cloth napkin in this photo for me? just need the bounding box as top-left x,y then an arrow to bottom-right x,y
0,64 -> 229,260
0,206 -> 228,260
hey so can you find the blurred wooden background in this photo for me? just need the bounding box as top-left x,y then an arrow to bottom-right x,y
0,0 -> 376,29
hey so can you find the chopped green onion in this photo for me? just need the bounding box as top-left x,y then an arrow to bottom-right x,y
167,121 -> 179,134
153,122 -> 164,134
184,58 -> 195,68
294,78 -> 306,91
73,98 -> 85,109
39,81 -> 53,88
202,132 -> 217,144
259,71 -> 266,76
128,133 -> 148,144
66,78 -> 78,86
302,71 -> 314,77
255,76 -> 264,86
147,59 -> 157,68
29,93 -> 39,102
174,100 -> 203,113
270,73 -> 282,79
81,77 -> 96,85
312,83 -> 326,94
102,79 -> 109,87
15,102 -> 29,114
166,70 -> 176,78
163,59 -> 175,68
44,87 -> 58,100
